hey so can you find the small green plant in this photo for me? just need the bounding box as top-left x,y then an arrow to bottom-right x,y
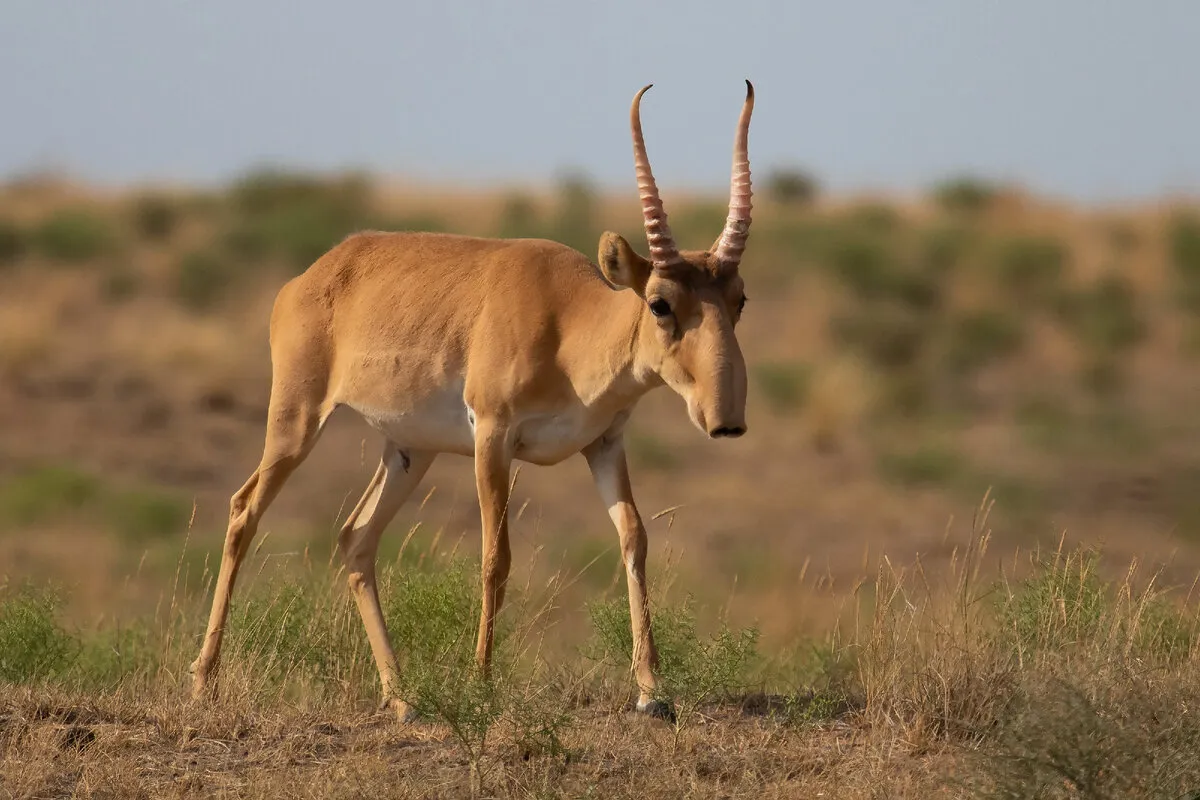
550,171 -> 596,254
754,361 -> 811,413
968,673 -> 1200,799
496,192 -> 542,239
0,465 -> 186,541
0,217 -> 28,265
0,465 -> 101,528
104,487 -> 190,542
932,176 -> 999,215
220,168 -> 378,271
920,224 -> 976,275
32,209 -> 119,263
877,442 -> 964,487
175,249 -> 235,311
766,167 -> 819,206
826,234 -> 899,301
131,193 -> 180,241
1169,212 -> 1200,307
1015,395 -> 1074,451
991,235 -> 1067,305
945,308 -> 1025,375
1056,271 -> 1145,354
831,306 -> 929,370
588,595 -> 759,751
626,432 -> 680,472
0,585 -> 80,683
100,266 -> 142,303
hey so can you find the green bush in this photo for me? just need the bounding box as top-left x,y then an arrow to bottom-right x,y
626,432 -> 680,472
920,224 -> 975,274
766,167 -> 820,206
0,586 -> 80,683
832,306 -> 930,370
105,487 -> 190,542
131,193 -> 180,241
1057,272 -> 1145,354
826,235 -> 900,301
175,249 -> 235,311
0,465 -> 185,541
100,266 -> 142,303
0,217 -> 27,265
877,443 -> 964,487
0,466 -> 101,528
754,361 -> 811,412
221,168 -> 378,271
945,309 -> 1025,375
588,594 -> 759,745
550,171 -> 596,254
32,209 -> 119,263
932,176 -> 999,215
1168,213 -> 1200,312
496,192 -> 542,239
991,235 -> 1067,304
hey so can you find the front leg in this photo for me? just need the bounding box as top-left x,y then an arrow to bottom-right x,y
473,418 -> 514,673
583,431 -> 669,718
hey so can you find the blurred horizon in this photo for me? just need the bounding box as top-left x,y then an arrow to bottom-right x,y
3,0 -> 1199,203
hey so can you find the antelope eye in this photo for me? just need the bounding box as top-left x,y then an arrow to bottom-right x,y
648,298 -> 672,318
737,295 -> 748,314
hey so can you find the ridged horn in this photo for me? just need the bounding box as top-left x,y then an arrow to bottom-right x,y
630,84 -> 682,270
712,80 -> 755,267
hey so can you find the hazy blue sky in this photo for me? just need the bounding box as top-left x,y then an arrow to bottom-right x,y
2,0 -> 1197,201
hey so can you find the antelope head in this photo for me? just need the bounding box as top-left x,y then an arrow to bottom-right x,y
598,81 -> 755,439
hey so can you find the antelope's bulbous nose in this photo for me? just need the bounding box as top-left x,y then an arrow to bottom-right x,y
710,425 -> 746,439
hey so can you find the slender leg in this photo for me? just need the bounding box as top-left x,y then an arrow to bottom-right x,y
583,432 -> 670,718
472,420 -> 513,673
191,404 -> 328,699
337,443 -> 435,721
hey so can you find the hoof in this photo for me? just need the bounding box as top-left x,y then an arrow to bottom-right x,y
636,697 -> 677,723
379,697 -> 419,725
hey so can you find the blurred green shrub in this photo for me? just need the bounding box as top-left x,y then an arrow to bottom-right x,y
0,217 -> 28,266
766,167 -> 819,206
0,464 -> 186,541
754,361 -> 812,413
920,224 -> 975,275
496,192 -> 542,239
1169,213 -> 1200,312
175,249 -> 235,312
0,586 -> 79,684
550,171 -> 596,254
931,176 -> 999,215
945,308 -> 1025,376
131,193 -> 180,241
32,208 -> 119,263
990,235 -> 1067,305
221,168 -> 378,271
877,443 -> 964,487
1057,272 -> 1145,354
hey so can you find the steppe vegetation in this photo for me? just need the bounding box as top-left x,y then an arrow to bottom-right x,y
3,168 -> 1200,796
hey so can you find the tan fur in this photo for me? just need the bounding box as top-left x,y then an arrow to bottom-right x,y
191,91 -> 753,721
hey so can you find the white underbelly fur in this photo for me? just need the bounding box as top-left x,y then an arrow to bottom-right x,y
346,387 -> 612,465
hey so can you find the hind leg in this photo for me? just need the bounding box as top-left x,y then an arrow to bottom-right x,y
190,401 -> 330,700
337,442 -> 436,722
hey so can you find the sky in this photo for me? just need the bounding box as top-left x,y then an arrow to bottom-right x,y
1,0 -> 1197,202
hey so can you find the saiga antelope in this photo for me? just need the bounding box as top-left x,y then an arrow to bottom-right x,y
191,81 -> 756,721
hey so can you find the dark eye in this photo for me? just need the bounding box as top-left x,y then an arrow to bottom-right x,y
737,295 -> 748,314
648,298 -> 672,318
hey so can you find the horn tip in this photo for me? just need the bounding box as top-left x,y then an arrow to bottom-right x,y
744,79 -> 754,99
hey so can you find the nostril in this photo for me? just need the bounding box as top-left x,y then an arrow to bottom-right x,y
711,426 -> 746,438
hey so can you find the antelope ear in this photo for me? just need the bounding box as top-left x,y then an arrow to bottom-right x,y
598,231 -> 652,294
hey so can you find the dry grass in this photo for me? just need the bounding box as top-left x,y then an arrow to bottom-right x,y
3,502 -> 1200,798
6,173 -> 1200,796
